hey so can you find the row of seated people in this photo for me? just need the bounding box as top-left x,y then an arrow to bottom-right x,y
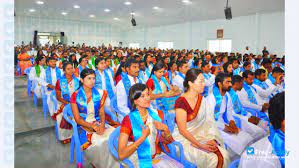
25,53 -> 285,168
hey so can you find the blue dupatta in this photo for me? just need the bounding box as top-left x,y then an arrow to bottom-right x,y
76,87 -> 102,121
95,70 -> 115,99
224,94 -> 242,128
60,74 -> 80,102
228,88 -> 247,116
167,70 -> 177,84
122,73 -> 142,109
213,85 -> 223,121
151,74 -> 178,111
268,128 -> 285,168
233,68 -> 241,75
129,108 -> 162,168
46,66 -> 61,91
243,82 -> 258,104
203,73 -> 212,97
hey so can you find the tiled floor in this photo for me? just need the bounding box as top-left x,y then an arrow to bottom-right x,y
14,76 -> 92,168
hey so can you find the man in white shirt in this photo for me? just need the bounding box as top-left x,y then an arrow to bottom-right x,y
237,70 -> 270,121
40,57 -> 63,116
207,73 -> 253,159
252,69 -> 281,104
172,60 -> 189,92
229,75 -> 268,141
29,56 -> 47,98
116,59 -> 143,121
265,67 -> 284,94
202,61 -> 216,97
239,92 -> 285,168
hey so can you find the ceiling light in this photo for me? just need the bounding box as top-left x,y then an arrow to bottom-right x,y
130,12 -> 135,15
89,14 -> 95,18
104,9 -> 110,12
36,1 -> 44,5
61,12 -> 67,15
73,5 -> 80,9
113,17 -> 119,20
124,1 -> 132,5
29,9 -> 36,12
182,0 -> 192,4
153,6 -> 159,10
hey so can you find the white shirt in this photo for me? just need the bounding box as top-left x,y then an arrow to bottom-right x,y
239,137 -> 282,168
265,79 -> 284,94
237,86 -> 264,111
29,65 -> 46,86
252,82 -> 279,103
172,74 -> 185,92
206,92 -> 234,130
116,75 -> 143,115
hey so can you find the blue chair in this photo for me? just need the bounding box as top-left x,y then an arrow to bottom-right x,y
24,67 -> 32,97
63,103 -> 118,168
16,61 -> 22,76
108,126 -> 135,168
229,159 -> 240,168
63,104 -> 84,168
110,96 -> 127,122
41,86 -> 49,119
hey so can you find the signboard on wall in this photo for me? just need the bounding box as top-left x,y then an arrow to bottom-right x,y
217,29 -> 224,38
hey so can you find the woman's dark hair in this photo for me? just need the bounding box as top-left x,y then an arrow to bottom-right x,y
183,68 -> 202,92
150,60 -> 165,77
269,92 -> 285,130
129,83 -> 148,111
79,68 -> 95,88
62,61 -> 72,71
35,56 -> 45,65
115,62 -> 125,80
37,49 -> 44,58
211,57 -> 218,64
95,57 -> 105,66
69,54 -> 78,68
223,62 -> 232,74
168,61 -> 177,71
243,61 -> 251,68
143,54 -> 151,67
79,55 -> 88,64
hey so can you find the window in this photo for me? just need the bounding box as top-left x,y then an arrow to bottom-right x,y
157,42 -> 173,50
129,43 -> 140,49
208,39 -> 232,53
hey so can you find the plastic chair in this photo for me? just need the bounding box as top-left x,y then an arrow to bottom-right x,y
16,61 -> 22,76
24,67 -> 32,97
41,86 -> 49,119
63,104 -> 84,168
108,126 -> 135,168
110,96 -> 127,122
228,159 -> 240,168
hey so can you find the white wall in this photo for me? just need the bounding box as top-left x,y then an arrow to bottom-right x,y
15,16 -> 124,46
124,12 -> 285,56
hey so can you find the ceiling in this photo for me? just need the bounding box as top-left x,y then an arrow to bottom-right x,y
15,0 -> 284,29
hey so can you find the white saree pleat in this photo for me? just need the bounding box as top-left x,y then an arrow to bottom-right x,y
172,98 -> 230,168
56,112 -> 73,141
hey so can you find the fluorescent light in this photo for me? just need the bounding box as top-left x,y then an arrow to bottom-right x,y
89,14 -> 95,18
182,0 -> 192,4
73,5 -> 80,9
124,1 -> 132,5
29,9 -> 36,12
153,6 -> 159,10
130,12 -> 135,15
61,12 -> 68,15
113,17 -> 119,20
104,8 -> 110,12
36,1 -> 44,5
